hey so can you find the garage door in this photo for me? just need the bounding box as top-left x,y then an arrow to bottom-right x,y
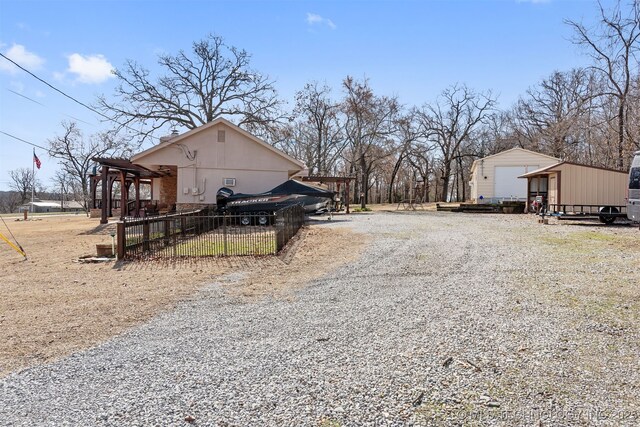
494,166 -> 538,199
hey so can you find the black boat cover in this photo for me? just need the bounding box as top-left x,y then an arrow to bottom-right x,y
230,180 -> 334,199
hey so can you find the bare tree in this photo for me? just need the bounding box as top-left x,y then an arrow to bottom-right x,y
387,112 -> 421,203
48,121 -> 132,213
8,168 -> 39,205
513,69 -> 595,160
342,76 -> 399,207
417,84 -> 496,202
98,34 -> 284,140
0,191 -> 21,213
292,81 -> 346,175
566,0 -> 640,168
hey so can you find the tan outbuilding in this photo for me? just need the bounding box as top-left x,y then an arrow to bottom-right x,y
519,161 -> 629,214
469,148 -> 560,203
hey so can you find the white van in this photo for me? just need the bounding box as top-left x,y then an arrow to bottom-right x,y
628,151 -> 640,222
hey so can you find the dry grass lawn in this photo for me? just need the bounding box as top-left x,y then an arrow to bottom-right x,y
0,214 -> 365,377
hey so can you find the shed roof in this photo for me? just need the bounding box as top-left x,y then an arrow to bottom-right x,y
518,161 -> 628,178
131,117 -> 305,169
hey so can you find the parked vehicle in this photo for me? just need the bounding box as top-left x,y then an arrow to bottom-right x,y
216,179 -> 335,225
628,151 -> 640,223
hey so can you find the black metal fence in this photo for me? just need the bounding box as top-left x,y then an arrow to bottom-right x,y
117,205 -> 305,260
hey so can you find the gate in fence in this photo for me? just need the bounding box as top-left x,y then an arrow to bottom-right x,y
116,205 -> 305,260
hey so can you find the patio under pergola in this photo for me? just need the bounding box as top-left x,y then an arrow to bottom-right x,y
90,158 -> 169,224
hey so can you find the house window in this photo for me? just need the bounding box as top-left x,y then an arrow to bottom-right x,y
217,130 -> 226,142
223,178 -> 236,187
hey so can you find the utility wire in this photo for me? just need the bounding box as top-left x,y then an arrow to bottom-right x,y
7,88 -> 97,127
0,53 -> 159,142
0,52 -> 109,120
0,130 -> 48,151
8,88 -> 44,106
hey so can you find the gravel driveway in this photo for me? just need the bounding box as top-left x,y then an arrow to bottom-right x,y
1,212 -> 639,426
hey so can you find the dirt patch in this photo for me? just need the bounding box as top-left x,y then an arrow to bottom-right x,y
0,215 -> 365,377
228,225 -> 368,299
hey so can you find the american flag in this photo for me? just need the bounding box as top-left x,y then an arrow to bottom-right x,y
33,150 -> 41,169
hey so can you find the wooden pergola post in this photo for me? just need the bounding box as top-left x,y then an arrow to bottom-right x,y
134,177 -> 141,217
107,175 -> 116,219
100,166 -> 109,224
119,170 -> 127,220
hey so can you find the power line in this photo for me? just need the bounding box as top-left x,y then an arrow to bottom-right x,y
0,130 -> 48,151
7,88 -> 97,127
0,53 -> 159,142
0,52 -> 110,121
8,88 -> 44,106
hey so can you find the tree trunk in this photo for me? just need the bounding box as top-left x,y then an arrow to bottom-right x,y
359,155 -> 367,208
440,163 -> 451,202
387,155 -> 404,203
618,101 -> 625,169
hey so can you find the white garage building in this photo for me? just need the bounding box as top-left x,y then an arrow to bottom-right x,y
469,148 -> 559,204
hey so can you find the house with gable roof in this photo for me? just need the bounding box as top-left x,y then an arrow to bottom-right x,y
131,118 -> 305,209
91,118 -> 306,222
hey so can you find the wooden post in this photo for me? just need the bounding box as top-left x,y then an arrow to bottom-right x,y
345,180 -> 351,214
107,175 -> 115,219
100,166 -> 109,224
134,177 -> 141,217
117,221 -> 125,259
119,171 -> 127,220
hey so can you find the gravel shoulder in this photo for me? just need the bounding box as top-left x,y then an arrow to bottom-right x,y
1,212 -> 639,426
0,215 -> 361,377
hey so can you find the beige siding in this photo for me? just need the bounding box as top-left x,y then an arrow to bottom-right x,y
556,164 -> 628,207
134,123 -> 303,204
548,175 -> 558,205
469,148 -> 559,203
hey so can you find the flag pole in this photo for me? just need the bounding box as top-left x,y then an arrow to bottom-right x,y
31,149 -> 35,213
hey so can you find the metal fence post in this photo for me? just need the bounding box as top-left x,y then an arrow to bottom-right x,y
276,210 -> 285,251
142,219 -> 150,253
223,213 -> 228,256
117,220 -> 125,260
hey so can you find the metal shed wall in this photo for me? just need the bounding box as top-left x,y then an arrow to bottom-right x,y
555,163 -> 628,206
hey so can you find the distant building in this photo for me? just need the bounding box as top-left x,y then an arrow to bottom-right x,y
19,199 -> 84,213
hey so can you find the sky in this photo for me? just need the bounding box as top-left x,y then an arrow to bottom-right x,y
0,0 -> 616,191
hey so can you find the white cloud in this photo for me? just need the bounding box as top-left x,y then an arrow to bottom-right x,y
306,13 -> 336,30
52,71 -> 65,81
66,53 -> 114,84
0,44 -> 45,74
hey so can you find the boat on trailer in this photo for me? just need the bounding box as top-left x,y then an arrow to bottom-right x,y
216,180 -> 335,225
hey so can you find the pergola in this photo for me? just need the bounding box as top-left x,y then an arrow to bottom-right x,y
301,175 -> 355,214
90,158 -> 167,224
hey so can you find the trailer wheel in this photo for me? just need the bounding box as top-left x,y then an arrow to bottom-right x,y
257,212 -> 270,226
240,215 -> 251,226
598,206 -> 618,224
